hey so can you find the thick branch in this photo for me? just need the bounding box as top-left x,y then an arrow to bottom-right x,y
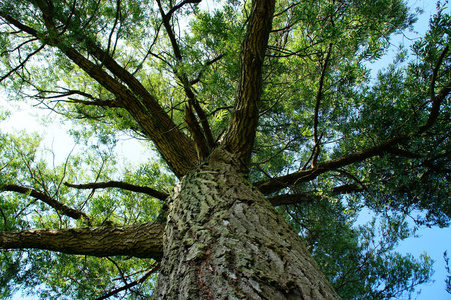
267,184 -> 364,207
331,184 -> 364,194
418,45 -> 450,134
185,103 -> 210,159
0,223 -> 164,260
2,184 -> 88,221
60,48 -> 198,177
256,134 -> 410,195
64,40 -> 198,177
1,12 -> 198,177
64,181 -> 168,201
223,0 -> 276,170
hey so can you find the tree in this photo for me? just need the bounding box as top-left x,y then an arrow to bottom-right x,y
0,0 -> 449,298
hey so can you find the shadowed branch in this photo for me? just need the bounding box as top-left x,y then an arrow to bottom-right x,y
1,184 -> 89,221
0,223 -> 164,260
64,181 -> 169,201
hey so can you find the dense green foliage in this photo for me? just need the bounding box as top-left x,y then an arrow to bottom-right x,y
0,0 -> 450,298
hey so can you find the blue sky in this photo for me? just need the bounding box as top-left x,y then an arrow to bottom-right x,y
365,1 -> 451,298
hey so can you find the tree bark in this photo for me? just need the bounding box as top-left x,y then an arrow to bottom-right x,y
155,148 -> 340,299
223,0 -> 275,170
0,223 -> 163,260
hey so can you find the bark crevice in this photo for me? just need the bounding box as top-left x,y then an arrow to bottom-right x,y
156,149 -> 340,299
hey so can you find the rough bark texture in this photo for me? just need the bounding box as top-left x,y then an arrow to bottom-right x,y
0,223 -> 163,259
156,148 -> 340,299
223,0 -> 275,170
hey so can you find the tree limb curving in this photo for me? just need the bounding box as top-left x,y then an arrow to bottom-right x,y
2,184 -> 89,221
0,223 -> 164,260
64,181 -> 169,201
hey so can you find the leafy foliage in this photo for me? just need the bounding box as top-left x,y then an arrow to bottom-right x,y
0,124 -> 166,299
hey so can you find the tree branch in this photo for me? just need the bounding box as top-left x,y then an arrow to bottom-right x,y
0,223 -> 164,260
259,44 -> 451,196
256,134 -> 410,195
190,54 -> 226,85
59,98 -> 123,108
33,88 -> 97,100
2,184 -> 89,221
1,10 -> 198,178
418,45 -> 451,134
311,43 -> 332,167
64,181 -> 168,201
96,263 -> 159,300
157,0 -> 214,157
331,183 -> 364,194
267,183 -> 365,207
223,0 -> 276,170
0,43 -> 46,83
185,103 -> 210,159
72,26 -> 199,178
166,0 -> 202,20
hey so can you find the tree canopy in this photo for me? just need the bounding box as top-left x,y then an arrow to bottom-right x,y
0,0 -> 450,299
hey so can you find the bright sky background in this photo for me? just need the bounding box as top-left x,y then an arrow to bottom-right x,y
364,1 -> 451,299
2,0 -> 451,299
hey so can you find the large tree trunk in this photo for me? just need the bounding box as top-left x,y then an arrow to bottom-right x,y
156,149 -> 340,299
